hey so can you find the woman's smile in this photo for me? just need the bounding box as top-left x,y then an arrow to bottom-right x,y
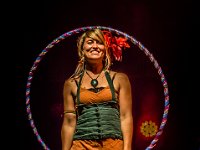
90,50 -> 100,54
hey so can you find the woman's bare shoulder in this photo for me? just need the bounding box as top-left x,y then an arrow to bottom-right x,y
64,77 -> 77,88
109,70 -> 129,79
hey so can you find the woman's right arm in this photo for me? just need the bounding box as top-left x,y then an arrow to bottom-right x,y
61,79 -> 77,150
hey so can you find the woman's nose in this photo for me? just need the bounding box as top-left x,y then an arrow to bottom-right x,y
92,41 -> 98,48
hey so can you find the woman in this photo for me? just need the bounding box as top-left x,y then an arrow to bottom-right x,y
61,28 -> 133,150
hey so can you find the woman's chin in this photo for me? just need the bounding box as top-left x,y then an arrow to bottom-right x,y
87,54 -> 103,59
87,57 -> 103,63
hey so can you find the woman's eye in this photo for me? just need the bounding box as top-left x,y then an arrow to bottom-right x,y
86,39 -> 103,45
98,41 -> 103,45
87,40 -> 93,44
95,40 -> 103,45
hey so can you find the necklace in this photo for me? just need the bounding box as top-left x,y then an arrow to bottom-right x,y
85,70 -> 103,88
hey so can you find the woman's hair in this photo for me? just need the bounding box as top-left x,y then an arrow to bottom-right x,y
70,29 -> 112,79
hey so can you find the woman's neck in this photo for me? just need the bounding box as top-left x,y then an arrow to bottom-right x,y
85,63 -> 104,74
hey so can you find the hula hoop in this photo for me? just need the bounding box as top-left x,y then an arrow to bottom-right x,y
26,26 -> 170,150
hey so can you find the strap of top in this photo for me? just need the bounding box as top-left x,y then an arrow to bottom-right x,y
105,71 -> 116,101
76,73 -> 84,105
75,79 -> 78,87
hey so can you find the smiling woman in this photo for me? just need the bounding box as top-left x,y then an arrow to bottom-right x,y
61,28 -> 133,150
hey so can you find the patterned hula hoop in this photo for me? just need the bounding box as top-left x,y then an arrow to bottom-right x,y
26,26 -> 170,150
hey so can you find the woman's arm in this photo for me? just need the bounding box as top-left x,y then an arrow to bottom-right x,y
117,73 -> 133,150
61,79 -> 77,150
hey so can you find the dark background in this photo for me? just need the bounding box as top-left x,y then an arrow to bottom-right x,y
16,0 -> 198,150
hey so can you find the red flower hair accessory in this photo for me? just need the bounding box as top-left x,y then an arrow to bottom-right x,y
103,30 -> 130,61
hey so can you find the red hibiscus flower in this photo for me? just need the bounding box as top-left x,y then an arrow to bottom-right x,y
103,30 -> 130,61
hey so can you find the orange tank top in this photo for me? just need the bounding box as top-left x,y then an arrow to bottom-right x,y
79,86 -> 113,104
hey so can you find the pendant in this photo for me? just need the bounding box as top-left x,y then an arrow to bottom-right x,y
91,79 -> 98,88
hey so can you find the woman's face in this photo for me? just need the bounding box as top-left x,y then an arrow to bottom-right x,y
82,37 -> 106,62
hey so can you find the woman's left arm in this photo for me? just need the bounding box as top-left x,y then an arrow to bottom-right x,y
117,73 -> 133,150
